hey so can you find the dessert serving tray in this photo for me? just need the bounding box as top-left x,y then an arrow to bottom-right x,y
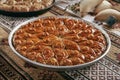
0,0 -> 55,17
8,16 -> 111,71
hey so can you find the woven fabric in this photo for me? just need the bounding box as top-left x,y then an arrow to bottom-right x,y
0,3 -> 120,80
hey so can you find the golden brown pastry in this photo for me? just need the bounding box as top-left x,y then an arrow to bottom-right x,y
0,0 -> 53,12
13,17 -> 107,66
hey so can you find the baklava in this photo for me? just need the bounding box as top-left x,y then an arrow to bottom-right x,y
13,17 -> 107,66
0,0 -> 53,12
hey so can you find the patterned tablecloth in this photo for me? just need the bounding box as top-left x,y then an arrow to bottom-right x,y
0,1 -> 120,80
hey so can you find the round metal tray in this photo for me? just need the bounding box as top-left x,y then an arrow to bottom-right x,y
0,0 -> 55,17
8,16 -> 111,71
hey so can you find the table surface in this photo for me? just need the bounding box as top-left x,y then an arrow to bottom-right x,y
0,0 -> 120,80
